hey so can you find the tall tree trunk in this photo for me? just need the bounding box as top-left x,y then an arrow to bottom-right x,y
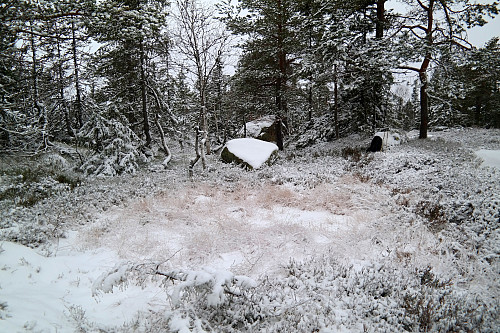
139,41 -> 152,147
199,87 -> 210,155
307,18 -> 313,122
30,23 -> 48,148
419,75 -> 429,139
376,0 -> 386,39
56,28 -> 72,136
30,23 -> 38,112
275,117 -> 283,151
154,111 -> 171,167
276,0 -> 287,115
308,81 -> 313,122
71,20 -> 83,128
189,126 -> 201,178
334,64 -> 339,139
474,96 -> 482,125
418,0 -> 434,139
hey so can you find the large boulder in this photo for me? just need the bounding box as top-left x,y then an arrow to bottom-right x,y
238,115 -> 278,143
367,131 -> 402,152
375,131 -> 401,147
221,138 -> 279,170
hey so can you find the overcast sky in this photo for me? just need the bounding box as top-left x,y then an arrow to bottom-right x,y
468,15 -> 500,47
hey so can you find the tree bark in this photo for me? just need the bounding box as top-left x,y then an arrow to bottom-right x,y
376,0 -> 386,39
418,0 -> 434,139
30,23 -> 38,111
154,112 -> 171,167
189,126 -> 202,178
419,72 -> 429,139
139,41 -> 152,147
56,27 -> 72,136
71,20 -> 83,129
334,64 -> 339,140
276,0 -> 287,115
275,117 -> 283,150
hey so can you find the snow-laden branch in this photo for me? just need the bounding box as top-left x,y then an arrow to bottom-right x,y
91,261 -> 257,308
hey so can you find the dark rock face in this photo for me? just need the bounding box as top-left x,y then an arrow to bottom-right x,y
239,115 -> 287,148
221,147 -> 247,168
367,136 -> 383,152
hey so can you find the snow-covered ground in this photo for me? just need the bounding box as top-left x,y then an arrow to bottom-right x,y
1,128 -> 499,332
476,149 -> 500,169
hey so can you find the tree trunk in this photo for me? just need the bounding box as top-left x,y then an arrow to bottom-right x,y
71,21 -> 83,129
189,127 -> 201,178
275,117 -> 283,151
140,42 -> 152,147
308,81 -> 313,122
334,64 -> 339,139
419,73 -> 429,139
199,89 -> 211,155
155,112 -> 171,167
376,0 -> 386,39
56,28 -> 72,136
30,23 -> 38,112
474,96 -> 482,125
276,0 -> 287,115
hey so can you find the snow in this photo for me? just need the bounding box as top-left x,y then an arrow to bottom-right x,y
0,241 -> 167,332
225,138 -> 278,169
1,128 -> 499,331
475,149 -> 500,169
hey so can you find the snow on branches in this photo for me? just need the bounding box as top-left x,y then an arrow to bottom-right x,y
77,113 -> 148,177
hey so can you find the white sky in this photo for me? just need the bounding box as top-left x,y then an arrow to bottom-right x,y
468,15 -> 500,47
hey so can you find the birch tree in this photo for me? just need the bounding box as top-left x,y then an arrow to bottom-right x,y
174,0 -> 231,165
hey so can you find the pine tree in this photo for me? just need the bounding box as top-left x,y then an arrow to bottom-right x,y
89,0 -> 169,148
461,38 -> 500,127
221,0 -> 303,120
396,0 -> 498,138
0,0 -> 93,150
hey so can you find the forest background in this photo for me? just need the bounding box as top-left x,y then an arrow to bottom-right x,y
1,1 -> 500,331
0,0 -> 499,174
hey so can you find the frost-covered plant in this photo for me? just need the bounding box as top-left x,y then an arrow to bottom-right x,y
294,114 -> 339,148
93,263 -> 258,331
0,301 -> 8,320
402,267 -> 497,332
78,112 -> 148,177
0,153 -> 81,207
136,257 -> 498,332
1,219 -> 64,248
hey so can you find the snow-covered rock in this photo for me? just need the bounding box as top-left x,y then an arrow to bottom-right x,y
374,131 -> 402,150
238,115 -> 278,143
221,138 -> 279,169
475,149 -> 500,169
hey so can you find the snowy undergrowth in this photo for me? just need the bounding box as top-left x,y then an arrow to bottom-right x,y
1,128 -> 499,332
355,130 -> 499,285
